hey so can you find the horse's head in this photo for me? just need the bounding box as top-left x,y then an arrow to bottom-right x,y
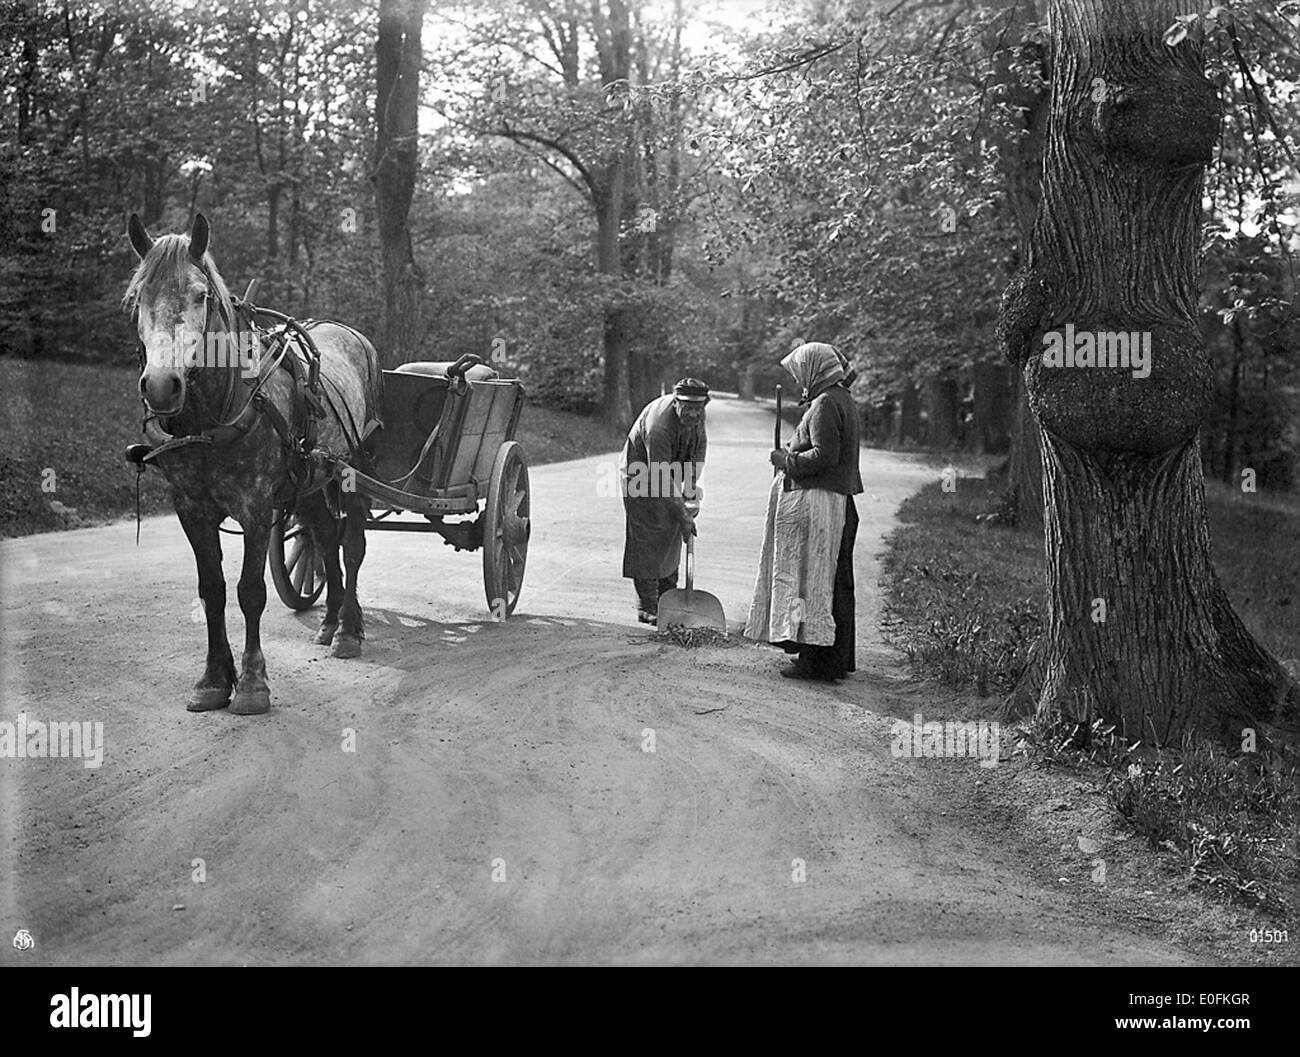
124,213 -> 234,418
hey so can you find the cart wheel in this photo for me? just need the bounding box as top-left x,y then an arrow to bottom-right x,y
269,509 -> 327,610
483,441 -> 530,618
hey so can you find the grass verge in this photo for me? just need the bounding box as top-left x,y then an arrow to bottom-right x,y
880,471 -> 1300,919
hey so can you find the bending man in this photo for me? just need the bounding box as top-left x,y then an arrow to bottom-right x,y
620,378 -> 710,624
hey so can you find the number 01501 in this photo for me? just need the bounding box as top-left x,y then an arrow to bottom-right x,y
1249,929 -> 1288,943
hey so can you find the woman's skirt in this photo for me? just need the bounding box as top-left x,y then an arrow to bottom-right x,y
744,476 -> 847,648
804,499 -> 859,679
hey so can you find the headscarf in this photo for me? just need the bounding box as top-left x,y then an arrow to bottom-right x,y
781,342 -> 845,404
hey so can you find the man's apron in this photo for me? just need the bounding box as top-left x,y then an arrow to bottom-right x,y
622,495 -> 682,579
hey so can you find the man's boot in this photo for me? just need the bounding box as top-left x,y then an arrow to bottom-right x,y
633,578 -> 660,624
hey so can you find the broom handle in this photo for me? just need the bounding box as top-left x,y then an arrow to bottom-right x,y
773,385 -> 782,477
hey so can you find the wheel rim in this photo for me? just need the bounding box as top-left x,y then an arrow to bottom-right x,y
487,448 -> 530,615
272,510 -> 327,609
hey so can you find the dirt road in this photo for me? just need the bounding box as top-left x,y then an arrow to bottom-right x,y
0,398 -> 1202,965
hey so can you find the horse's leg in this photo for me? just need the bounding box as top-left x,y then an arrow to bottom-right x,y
230,508 -> 273,715
299,492 -> 345,646
332,491 -> 368,659
176,499 -> 236,712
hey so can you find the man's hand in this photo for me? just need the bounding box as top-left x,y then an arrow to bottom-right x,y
677,505 -> 697,541
769,449 -> 790,470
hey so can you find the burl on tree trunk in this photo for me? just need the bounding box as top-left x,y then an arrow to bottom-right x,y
996,0 -> 1298,747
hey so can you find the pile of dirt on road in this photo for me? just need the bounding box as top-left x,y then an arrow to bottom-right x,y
652,626 -> 737,648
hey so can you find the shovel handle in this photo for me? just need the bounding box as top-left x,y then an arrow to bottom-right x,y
684,533 -> 695,596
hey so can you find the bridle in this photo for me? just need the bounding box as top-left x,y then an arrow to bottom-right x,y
132,278 -> 310,462
127,263 -> 380,534
135,283 -> 264,431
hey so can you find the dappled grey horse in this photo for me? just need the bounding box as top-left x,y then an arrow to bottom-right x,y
125,213 -> 381,714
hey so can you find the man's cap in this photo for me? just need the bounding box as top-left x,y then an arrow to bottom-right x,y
673,377 -> 710,402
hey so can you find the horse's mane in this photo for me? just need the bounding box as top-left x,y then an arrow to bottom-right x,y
122,233 -> 237,333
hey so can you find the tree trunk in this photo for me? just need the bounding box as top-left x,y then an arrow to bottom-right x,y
596,161 -> 632,425
1222,313 -> 1243,485
603,307 -> 635,427
738,366 -> 756,401
18,26 -> 37,146
374,0 -> 427,367
999,0 -> 1298,745
925,377 -> 959,450
973,360 -> 1013,454
143,156 -> 166,226
1006,373 -> 1044,529
266,184 -> 281,265
990,0 -> 1048,525
897,385 -> 921,446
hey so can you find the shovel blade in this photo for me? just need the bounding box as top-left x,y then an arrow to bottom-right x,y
656,588 -> 726,631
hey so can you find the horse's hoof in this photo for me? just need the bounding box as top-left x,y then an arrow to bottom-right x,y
229,688 -> 271,715
331,633 -> 362,659
313,622 -> 338,645
188,687 -> 231,712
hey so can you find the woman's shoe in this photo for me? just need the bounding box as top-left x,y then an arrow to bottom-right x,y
780,663 -> 833,682
780,663 -> 821,681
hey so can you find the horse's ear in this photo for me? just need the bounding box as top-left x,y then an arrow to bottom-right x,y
189,212 -> 210,262
127,213 -> 153,259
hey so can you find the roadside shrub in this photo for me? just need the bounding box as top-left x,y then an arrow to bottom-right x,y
1109,741 -> 1298,915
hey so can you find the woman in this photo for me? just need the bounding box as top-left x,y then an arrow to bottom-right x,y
744,343 -> 862,681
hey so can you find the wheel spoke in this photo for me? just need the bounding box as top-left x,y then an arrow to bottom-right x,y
507,546 -> 525,585
291,548 -> 311,593
286,538 -> 304,575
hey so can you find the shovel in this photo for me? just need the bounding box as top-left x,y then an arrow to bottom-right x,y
656,532 -> 726,632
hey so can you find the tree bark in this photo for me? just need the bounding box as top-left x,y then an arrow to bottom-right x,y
596,165 -> 632,425
592,0 -> 635,426
738,366 -> 756,401
374,0 -> 427,367
999,0 -> 1298,745
925,377 -> 960,450
1006,373 -> 1044,529
972,360 -> 1013,454
897,385 -> 921,446
17,22 -> 38,146
1222,312 -> 1244,484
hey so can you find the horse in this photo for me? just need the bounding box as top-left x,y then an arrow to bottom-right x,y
124,212 -> 382,714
